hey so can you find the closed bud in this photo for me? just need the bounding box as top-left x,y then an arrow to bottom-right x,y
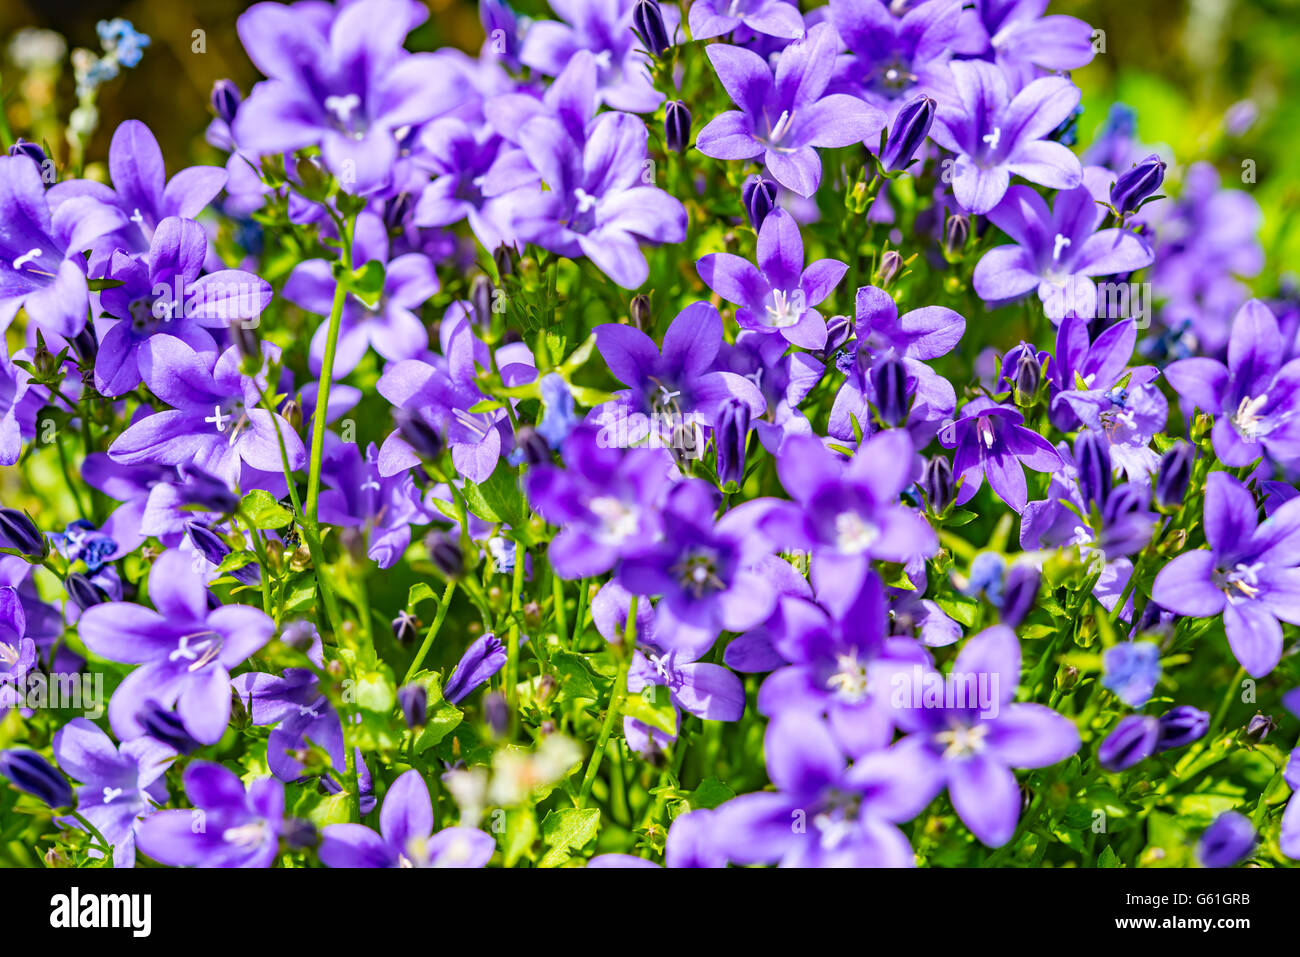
295,156 -> 329,199
210,79 -> 242,125
282,817 -> 319,850
714,398 -> 751,488
137,700 -> 201,754
1012,348 -> 1040,399
383,192 -> 413,234
0,508 -> 47,560
65,572 -> 109,610
469,274 -> 494,326
0,749 -> 73,809
875,250 -> 903,287
231,320 -> 259,367
1155,705 -> 1209,751
1110,153 -> 1166,215
1198,811 -> 1256,869
1102,482 -> 1148,525
1000,564 -> 1040,629
922,455 -> 954,514
1098,714 -> 1160,771
71,323 -> 98,365
874,354 -> 910,426
670,421 -> 701,471
823,314 -> 853,354
513,426 -> 552,467
631,0 -> 671,57
394,408 -> 444,460
1057,664 -> 1080,691
1154,440 -> 1194,507
1073,431 -> 1112,511
9,138 -> 48,167
1245,712 -> 1277,742
398,683 -> 428,729
391,610 -> 419,645
426,532 -> 465,579
944,213 -> 969,254
484,691 -> 509,737
493,244 -> 515,278
665,100 -> 691,154
742,175 -> 778,230
881,94 -> 935,172
280,619 -> 317,651
629,293 -> 652,331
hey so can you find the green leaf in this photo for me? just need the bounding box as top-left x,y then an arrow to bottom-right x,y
1097,845 -> 1121,868
539,807 -> 601,867
408,582 -> 439,612
352,672 -> 395,713
333,259 -> 386,308
686,777 -> 735,810
462,460 -> 529,530
621,684 -> 677,736
550,650 -> 602,703
935,592 -> 979,628
241,489 -> 294,530
500,808 -> 538,867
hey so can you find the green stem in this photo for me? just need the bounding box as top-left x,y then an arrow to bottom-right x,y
578,597 -> 637,807
402,580 -> 456,684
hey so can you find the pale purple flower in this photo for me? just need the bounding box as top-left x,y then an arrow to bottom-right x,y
939,397 -> 1063,513
688,0 -> 805,41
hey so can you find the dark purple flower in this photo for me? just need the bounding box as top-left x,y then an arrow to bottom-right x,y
444,633 -> 508,704
1198,812 -> 1255,868
1098,714 -> 1159,771
319,439 -> 434,569
696,23 -> 887,197
0,748 -> 72,809
939,397 -> 1062,513
1156,705 -> 1208,750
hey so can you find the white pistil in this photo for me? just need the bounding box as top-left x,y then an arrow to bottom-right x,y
205,405 -> 229,432
324,93 -> 361,125
834,511 -> 880,554
1052,233 -> 1072,261
935,722 -> 989,760
222,820 -> 268,848
765,289 -> 800,327
573,188 -> 597,213
769,110 -> 794,144
589,496 -> 639,543
12,247 -> 42,270
826,650 -> 870,702
982,126 -> 1002,151
102,786 -> 122,804
977,416 -> 997,449
1233,394 -> 1270,440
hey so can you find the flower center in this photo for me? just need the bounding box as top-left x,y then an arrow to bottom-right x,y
169,631 -> 223,672
222,820 -> 268,848
0,642 -> 18,667
765,289 -> 801,327
977,416 -> 997,449
1052,233 -> 1072,261
673,550 -> 724,599
324,93 -> 364,137
1216,562 -> 1264,603
981,126 -> 1003,153
589,496 -> 639,543
826,650 -> 870,702
935,721 -> 989,760
768,110 -> 795,145
834,511 -> 879,554
1233,394 -> 1271,440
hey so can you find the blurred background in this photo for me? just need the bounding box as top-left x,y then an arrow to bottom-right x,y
1,0 -> 1297,274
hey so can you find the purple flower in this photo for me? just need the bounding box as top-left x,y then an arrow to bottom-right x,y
760,430 -> 937,616
319,768 -> 494,867
283,212 -> 437,376
78,550 -> 276,743
319,439 -> 433,569
95,216 -> 271,396
108,335 -> 306,486
0,586 -> 36,713
1098,714 -> 1159,771
618,480 -> 776,642
1101,641 -> 1161,707
696,23 -> 887,197
444,633 -> 509,704
688,0 -> 805,40
827,0 -> 963,120
0,154 -> 124,336
135,761 -> 285,867
1198,811 -> 1256,868
890,626 -> 1080,847
412,118 -> 517,250
233,0 -> 457,195
974,175 -> 1154,321
711,711 -> 929,866
961,0 -> 1096,89
525,424 -> 674,579
939,397 -> 1063,513
930,60 -> 1081,214
47,120 -> 225,269
697,209 -> 846,349
717,331 -> 823,454
1166,299 -> 1300,468
1152,471 -> 1300,677
53,718 -> 175,867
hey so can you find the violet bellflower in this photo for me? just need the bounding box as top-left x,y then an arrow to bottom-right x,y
443,633 -> 509,704
939,397 -> 1063,513
696,208 -> 847,350
960,0 -> 1097,90
695,23 -> 887,197
233,0 -> 459,195
974,173 -> 1155,321
319,768 -> 494,867
716,330 -> 824,454
688,0 -> 805,41
53,718 -> 175,868
1152,470 -> 1300,678
95,216 -> 272,396
889,626 -> 1080,847
135,761 -> 286,867
106,335 -> 306,487
0,585 -> 36,713
929,59 -> 1082,214
77,549 -> 276,743
1165,299 -> 1300,468
318,438 -> 435,569
0,153 -> 125,336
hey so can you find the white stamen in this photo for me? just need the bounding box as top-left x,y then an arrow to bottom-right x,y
982,127 -> 1002,151
102,786 -> 122,804
324,93 -> 361,124
935,721 -> 989,760
205,405 -> 229,432
977,416 -> 997,449
1052,233 -> 1072,261
12,247 -> 42,270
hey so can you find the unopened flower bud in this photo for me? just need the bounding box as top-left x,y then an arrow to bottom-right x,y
398,683 -> 428,729
1000,564 -> 1040,629
1012,348 -> 1040,399
1073,431 -> 1112,511
875,250 -> 902,287
1155,440 -> 1194,507
0,508 -> 47,560
714,398 -> 750,488
65,572 -> 109,610
0,750 -> 72,809
823,314 -> 853,354
944,214 -> 969,254
9,138 -> 47,168
881,94 -> 935,172
1110,153 -> 1165,215
513,426 -> 552,467
1245,712 -> 1277,742
629,293 -> 652,331
922,455 -> 954,514
632,0 -> 671,57
71,323 -> 97,365
493,244 -> 515,278
1155,705 -> 1209,751
282,817 -> 319,850
1198,811 -> 1255,868
392,610 -> 419,645
742,175 -> 778,231
426,533 -> 465,579
665,100 -> 690,154
874,354 -> 910,426
138,700 -> 201,754
1098,714 -> 1160,771
470,274 -> 495,326
394,408 -> 444,460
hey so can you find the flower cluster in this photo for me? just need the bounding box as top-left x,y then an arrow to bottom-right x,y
0,0 -> 1296,871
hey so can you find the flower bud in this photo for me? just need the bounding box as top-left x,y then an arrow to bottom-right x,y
823,314 -> 853,354
65,572 -> 109,609
1000,564 -> 1040,629
71,323 -> 98,365
714,398 -> 751,489
210,79 -> 242,125
875,250 -> 903,287
484,690 -> 509,737
282,817 -> 319,850
398,683 -> 428,729
181,467 -> 240,516
922,455 -> 954,514
513,426 -> 552,467
394,408 -> 444,460
944,214 -> 969,254
1012,348 -> 1040,399
1245,712 -> 1277,742
0,508 -> 47,560
0,750 -> 73,809
493,244 -> 515,278
632,0 -> 671,57
470,274 -> 495,326
188,521 -> 259,585
881,94 -> 935,172
665,100 -> 690,154
137,700 -> 201,754
426,532 -> 465,579
391,610 -> 419,645
1073,431 -> 1112,511
1198,812 -> 1255,868
383,192 -> 413,234
1154,440 -> 1194,507
874,354 -> 910,426
629,293 -> 652,331
1110,153 -> 1165,215
742,175 -> 778,231
1098,714 -> 1160,771
9,138 -> 48,168
1155,705 -> 1209,751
